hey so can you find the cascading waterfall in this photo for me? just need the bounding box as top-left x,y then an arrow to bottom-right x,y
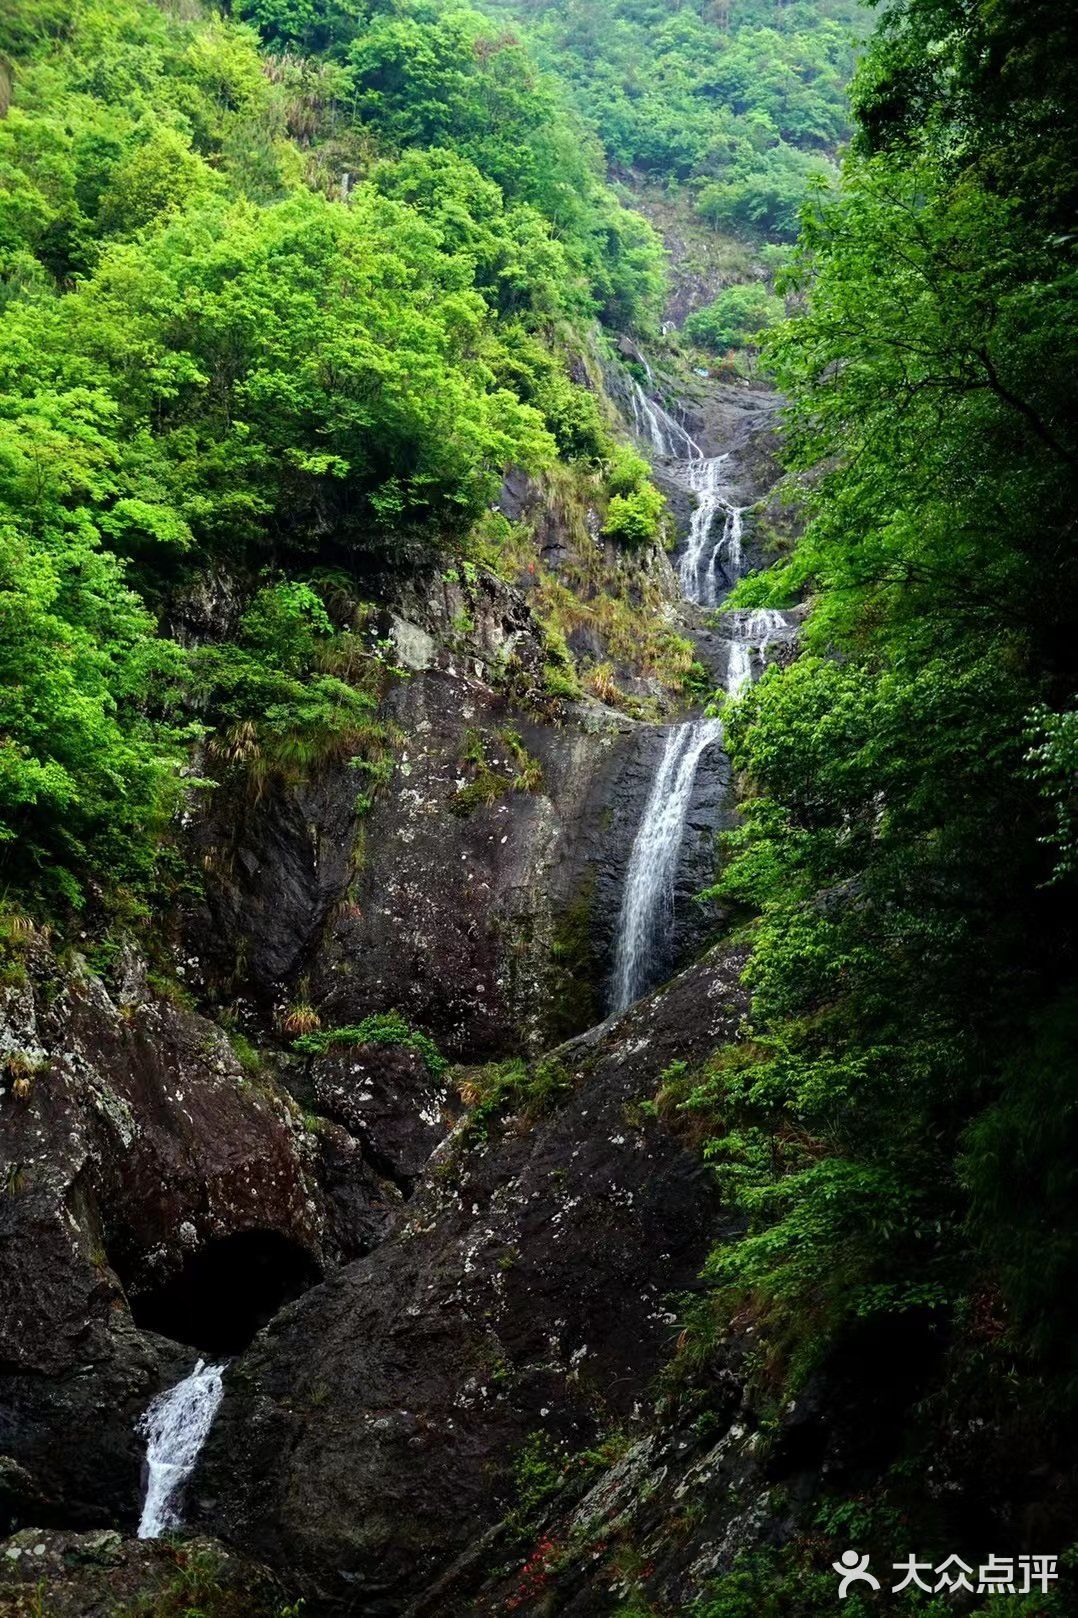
737,606 -> 788,663
677,455 -> 723,595
622,361 -> 744,607
608,361 -> 786,1014
137,1359 -> 226,1538
721,607 -> 797,684
678,463 -> 744,608
627,375 -> 702,460
610,718 -> 723,1014
724,637 -> 753,699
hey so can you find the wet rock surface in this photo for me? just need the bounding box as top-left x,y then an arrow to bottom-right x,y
0,1528 -> 282,1618
308,667 -> 633,1058
0,948 -> 378,1528
186,647 -> 736,1068
193,943 -> 751,1614
180,557 -> 713,1061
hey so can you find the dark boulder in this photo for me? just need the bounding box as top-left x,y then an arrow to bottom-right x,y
0,1528 -> 282,1618
0,948 -> 368,1528
194,943 -> 750,1614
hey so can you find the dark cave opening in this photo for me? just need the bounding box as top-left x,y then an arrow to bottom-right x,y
129,1230 -> 320,1356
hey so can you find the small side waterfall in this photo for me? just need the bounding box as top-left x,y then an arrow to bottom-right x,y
137,1359 -> 226,1538
627,375 -> 702,460
610,718 -> 723,1014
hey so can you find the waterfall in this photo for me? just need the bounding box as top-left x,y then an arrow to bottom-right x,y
627,376 -> 701,460
724,637 -> 753,698
678,456 -> 723,597
607,360 -> 778,1016
737,607 -> 788,663
610,718 -> 723,1014
721,606 -> 797,678
713,606 -> 799,700
620,361 -> 747,602
137,1359 -> 226,1538
678,463 -> 744,607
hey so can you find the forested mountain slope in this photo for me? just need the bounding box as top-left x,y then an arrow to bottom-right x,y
484,0 -> 868,238
0,0 -> 1076,1615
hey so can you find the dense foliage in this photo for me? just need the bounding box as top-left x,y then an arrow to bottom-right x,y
0,0 -> 667,917
484,0 -> 869,238
695,0 -> 1078,1429
682,281 -> 784,350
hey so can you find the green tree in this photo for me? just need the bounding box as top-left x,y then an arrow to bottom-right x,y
683,281 -> 784,350
694,0 -> 1078,1402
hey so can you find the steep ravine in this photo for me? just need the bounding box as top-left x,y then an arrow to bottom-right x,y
0,327 -> 789,1614
181,361 -> 794,1614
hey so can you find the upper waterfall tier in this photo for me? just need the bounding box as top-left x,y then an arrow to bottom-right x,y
618,362 -> 770,609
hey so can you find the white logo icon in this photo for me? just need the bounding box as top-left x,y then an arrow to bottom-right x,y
833,1550 -> 881,1598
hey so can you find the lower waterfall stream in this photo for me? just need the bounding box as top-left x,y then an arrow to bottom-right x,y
137,1359 -> 226,1538
610,716 -> 724,1014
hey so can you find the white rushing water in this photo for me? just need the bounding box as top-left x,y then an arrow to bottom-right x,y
608,363 -> 790,1014
137,1359 -> 226,1539
627,376 -> 702,460
677,460 -> 745,608
724,637 -> 753,699
610,718 -> 723,1014
721,607 -> 797,685
624,355 -> 751,607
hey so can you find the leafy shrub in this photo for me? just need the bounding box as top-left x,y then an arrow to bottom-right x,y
293,1011 -> 448,1079
0,519 -> 189,912
192,582 -> 392,797
602,483 -> 666,546
604,443 -> 653,498
683,283 -> 784,351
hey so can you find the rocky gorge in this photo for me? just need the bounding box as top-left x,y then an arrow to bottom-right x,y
4,0 -> 1075,1610
0,246 -> 804,1612
3,227 -> 1063,1618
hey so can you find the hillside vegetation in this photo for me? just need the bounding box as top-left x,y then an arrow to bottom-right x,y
0,0 -> 671,918
486,0 -> 869,240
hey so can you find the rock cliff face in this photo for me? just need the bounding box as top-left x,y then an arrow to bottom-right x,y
181,524 -> 736,1061
0,337 -> 789,1615
193,943 -> 750,1615
0,946 -> 378,1531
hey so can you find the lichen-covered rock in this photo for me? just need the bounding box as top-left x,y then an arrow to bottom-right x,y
180,535 -> 729,1065
310,1042 -> 451,1187
310,669 -> 644,1058
193,942 -> 750,1614
183,647 -> 731,1064
313,1117 -> 404,1263
0,1528 -> 282,1618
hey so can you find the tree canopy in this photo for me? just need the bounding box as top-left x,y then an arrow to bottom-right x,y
693,0 -> 1078,1426
0,0 -> 667,914
481,0 -> 869,238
